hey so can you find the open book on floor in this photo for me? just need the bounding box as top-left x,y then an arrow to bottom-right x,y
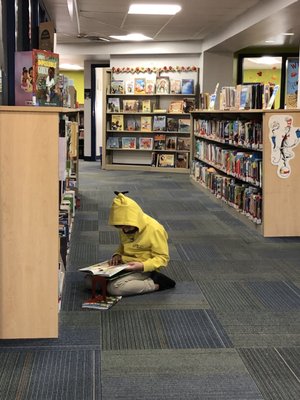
82,295 -> 122,310
79,259 -> 130,278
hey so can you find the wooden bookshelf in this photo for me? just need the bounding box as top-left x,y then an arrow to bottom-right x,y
102,69 -> 197,172
191,109 -> 300,237
0,106 -> 78,339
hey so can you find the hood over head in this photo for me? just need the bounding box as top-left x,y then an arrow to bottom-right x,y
108,193 -> 145,230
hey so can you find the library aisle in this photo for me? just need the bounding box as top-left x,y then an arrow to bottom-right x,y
1,161 -> 300,400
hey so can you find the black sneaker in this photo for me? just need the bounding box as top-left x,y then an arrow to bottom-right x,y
151,271 -> 176,291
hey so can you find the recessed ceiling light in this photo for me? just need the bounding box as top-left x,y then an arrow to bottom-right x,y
265,40 -> 275,43
282,32 -> 294,36
110,33 -> 153,41
128,3 -> 181,15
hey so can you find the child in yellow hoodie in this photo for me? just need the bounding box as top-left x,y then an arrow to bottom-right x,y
107,192 -> 176,296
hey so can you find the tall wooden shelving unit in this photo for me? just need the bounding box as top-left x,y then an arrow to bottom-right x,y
103,68 -> 198,173
0,106 -> 78,339
190,109 -> 300,237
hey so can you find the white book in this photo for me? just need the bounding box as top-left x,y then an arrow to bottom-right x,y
79,259 -> 129,278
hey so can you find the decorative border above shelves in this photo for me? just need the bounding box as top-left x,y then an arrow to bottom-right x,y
112,66 -> 198,74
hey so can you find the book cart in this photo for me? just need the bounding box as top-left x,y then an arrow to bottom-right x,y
0,106 -> 79,339
190,109 -> 300,237
102,67 -> 199,173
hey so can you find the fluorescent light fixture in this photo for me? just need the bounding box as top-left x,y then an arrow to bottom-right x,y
128,3 -> 181,15
265,40 -> 275,43
110,33 -> 153,41
249,57 -> 281,65
282,32 -> 294,36
60,63 -> 83,71
67,0 -> 74,18
99,37 -> 110,42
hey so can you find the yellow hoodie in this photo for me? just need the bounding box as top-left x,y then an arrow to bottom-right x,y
108,193 -> 169,272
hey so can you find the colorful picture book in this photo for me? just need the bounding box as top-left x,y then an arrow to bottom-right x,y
176,153 -> 189,168
141,116 -> 152,131
179,118 -> 191,132
167,117 -> 179,131
166,136 -> 177,150
181,78 -> 194,95
123,99 -> 138,112
168,100 -> 184,113
142,99 -> 152,112
82,295 -> 122,310
106,137 -> 120,148
157,153 -> 175,167
134,78 -> 146,94
139,137 -> 153,150
156,77 -> 170,94
111,80 -> 124,94
153,115 -> 166,131
177,137 -> 190,151
122,137 -> 136,149
125,116 -> 141,131
145,80 -> 155,94
154,134 -> 166,150
79,260 -> 129,277
125,80 -> 134,94
111,115 -> 124,130
107,97 -> 120,112
170,79 -> 181,94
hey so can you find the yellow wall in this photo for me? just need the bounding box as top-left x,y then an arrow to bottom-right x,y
60,70 -> 84,105
243,68 -> 281,108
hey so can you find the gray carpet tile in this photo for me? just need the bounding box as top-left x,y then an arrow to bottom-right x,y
238,348 -> 300,400
215,311 -> 300,347
246,243 -> 300,260
198,281 -> 265,311
187,259 -> 287,281
117,282 -> 211,310
162,260 -> 195,281
68,242 -> 99,266
73,219 -> 98,232
100,309 -> 232,350
246,281 -> 300,311
0,349 -> 101,400
276,348 -> 300,378
272,260 -> 300,281
101,349 -> 263,400
98,230 -> 120,245
176,243 -> 227,261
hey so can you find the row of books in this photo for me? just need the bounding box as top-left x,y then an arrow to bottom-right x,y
109,114 -> 191,132
191,160 -> 262,224
194,139 -> 262,187
107,97 -> 195,114
110,77 -> 195,95
107,135 -> 191,151
219,83 -> 278,111
152,152 -> 189,168
194,118 -> 263,150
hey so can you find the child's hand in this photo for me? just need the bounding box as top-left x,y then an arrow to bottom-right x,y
110,254 -> 122,265
126,262 -> 144,271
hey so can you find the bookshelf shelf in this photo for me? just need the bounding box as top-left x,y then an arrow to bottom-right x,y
0,106 -> 79,339
103,68 -> 198,172
191,109 -> 300,237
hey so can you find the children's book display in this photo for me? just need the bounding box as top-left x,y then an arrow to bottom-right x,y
105,67 -> 198,171
15,49 -> 63,106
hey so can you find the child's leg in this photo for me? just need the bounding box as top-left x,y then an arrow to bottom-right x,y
107,272 -> 157,296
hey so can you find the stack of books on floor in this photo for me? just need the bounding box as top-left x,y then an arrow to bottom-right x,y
82,295 -> 122,310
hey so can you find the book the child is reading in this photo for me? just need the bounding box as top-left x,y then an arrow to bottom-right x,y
79,260 -> 129,278
82,295 -> 122,310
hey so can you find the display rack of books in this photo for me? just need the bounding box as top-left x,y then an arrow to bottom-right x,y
190,110 -> 300,237
103,68 -> 198,172
78,109 -> 84,159
0,106 -> 79,339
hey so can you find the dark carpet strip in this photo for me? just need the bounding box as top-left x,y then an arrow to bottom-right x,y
0,349 -> 101,400
100,309 -> 232,350
238,348 -> 300,400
